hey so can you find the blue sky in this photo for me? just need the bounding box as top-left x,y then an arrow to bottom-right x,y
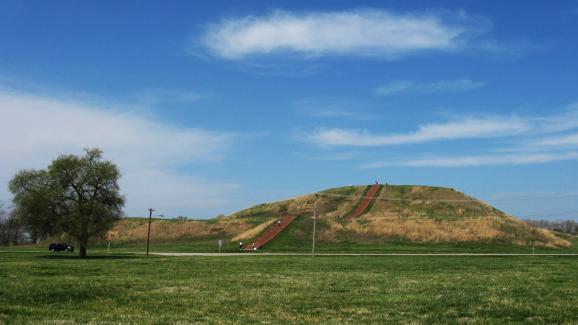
1,1 -> 578,219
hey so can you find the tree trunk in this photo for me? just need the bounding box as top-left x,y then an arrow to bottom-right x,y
79,237 -> 88,258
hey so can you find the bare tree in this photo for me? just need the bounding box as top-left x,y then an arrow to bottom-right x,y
526,219 -> 577,235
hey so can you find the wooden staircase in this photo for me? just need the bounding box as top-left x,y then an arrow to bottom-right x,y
345,183 -> 382,220
242,183 -> 382,250
243,214 -> 297,250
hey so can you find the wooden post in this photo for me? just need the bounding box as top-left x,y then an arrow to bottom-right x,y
146,208 -> 154,256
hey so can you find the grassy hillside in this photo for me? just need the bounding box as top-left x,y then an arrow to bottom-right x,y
105,186 -> 365,244
104,184 -> 572,251
320,185 -> 570,248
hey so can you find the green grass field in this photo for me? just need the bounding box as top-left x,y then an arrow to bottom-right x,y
96,231 -> 578,254
2,230 -> 576,258
6,234 -> 578,255
1,251 -> 577,323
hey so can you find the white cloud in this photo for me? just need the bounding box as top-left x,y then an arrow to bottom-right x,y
294,97 -> 376,120
308,109 -> 356,118
0,89 -> 239,217
374,78 -> 485,96
201,9 -> 476,59
531,108 -> 578,134
308,117 -> 529,146
121,168 -> 240,217
135,88 -> 204,107
532,133 -> 578,147
351,106 -> 578,168
364,151 -> 578,168
307,106 -> 578,147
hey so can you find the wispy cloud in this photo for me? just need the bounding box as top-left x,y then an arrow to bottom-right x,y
364,151 -> 578,168
294,97 -> 376,120
531,108 -> 578,134
307,107 -> 578,147
373,78 -> 485,96
309,106 -> 578,168
201,9 -> 484,60
136,88 -> 204,106
308,109 -> 358,118
307,117 -> 529,146
292,150 -> 360,162
532,133 -> 578,147
0,88 -> 240,217
355,106 -> 578,168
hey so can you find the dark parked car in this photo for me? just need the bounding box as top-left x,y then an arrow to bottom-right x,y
48,243 -> 74,253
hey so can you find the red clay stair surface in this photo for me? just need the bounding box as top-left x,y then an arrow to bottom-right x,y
345,184 -> 381,221
243,214 -> 297,250
243,184 -> 381,250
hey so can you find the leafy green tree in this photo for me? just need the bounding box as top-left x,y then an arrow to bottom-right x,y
9,170 -> 56,243
10,149 -> 124,257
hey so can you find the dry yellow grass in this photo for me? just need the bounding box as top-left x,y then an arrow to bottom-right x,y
319,211 -> 571,247
232,219 -> 276,242
106,186 -> 369,244
107,218 -> 253,242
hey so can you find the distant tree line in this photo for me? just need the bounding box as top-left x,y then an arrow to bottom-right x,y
526,219 -> 577,235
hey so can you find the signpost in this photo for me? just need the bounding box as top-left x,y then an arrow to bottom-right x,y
218,239 -> 223,253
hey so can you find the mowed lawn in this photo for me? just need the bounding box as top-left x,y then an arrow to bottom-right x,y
0,252 -> 577,323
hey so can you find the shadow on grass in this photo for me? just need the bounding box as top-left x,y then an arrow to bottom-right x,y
37,254 -> 140,260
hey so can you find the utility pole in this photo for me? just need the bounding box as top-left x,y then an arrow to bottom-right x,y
312,194 -> 317,257
146,208 -> 154,256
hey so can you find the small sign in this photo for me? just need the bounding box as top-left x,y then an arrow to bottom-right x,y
218,239 -> 223,253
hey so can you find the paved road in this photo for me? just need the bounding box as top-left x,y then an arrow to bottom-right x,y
2,251 -> 576,256
150,252 -> 578,257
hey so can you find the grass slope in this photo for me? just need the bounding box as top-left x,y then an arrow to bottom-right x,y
260,185 -> 571,250
1,252 -> 577,323
73,184 -> 572,252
